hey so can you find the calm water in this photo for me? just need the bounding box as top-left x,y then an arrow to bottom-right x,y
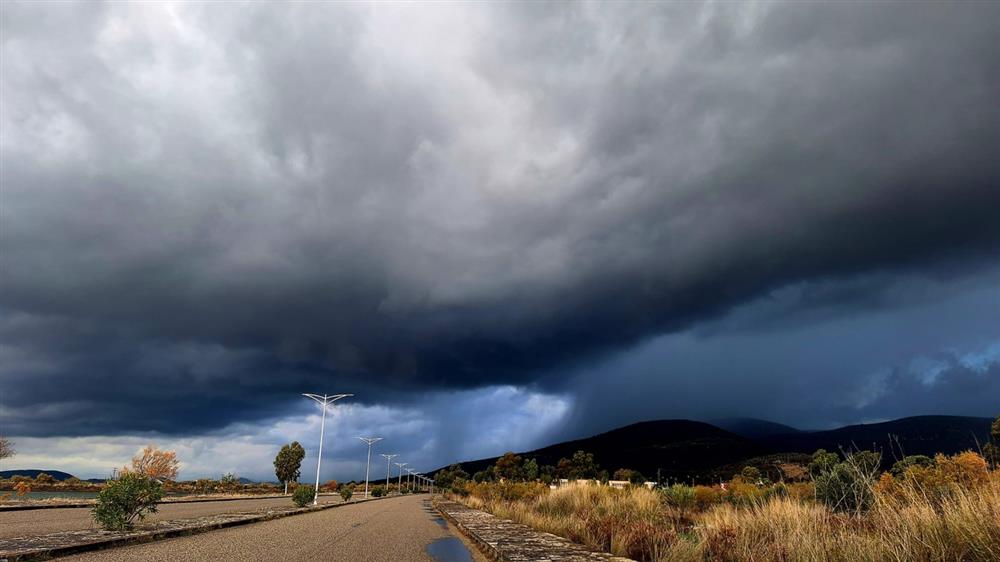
6,491 -> 100,500
426,537 -> 474,562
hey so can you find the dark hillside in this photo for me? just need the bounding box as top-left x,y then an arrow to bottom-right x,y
438,420 -> 764,483
760,415 -> 992,463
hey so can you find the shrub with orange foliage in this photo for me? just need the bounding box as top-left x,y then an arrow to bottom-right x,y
936,451 -> 989,487
900,451 -> 989,491
125,445 -> 180,481
725,476 -> 767,505
873,471 -> 902,500
14,481 -> 31,496
783,481 -> 815,502
693,485 -> 724,509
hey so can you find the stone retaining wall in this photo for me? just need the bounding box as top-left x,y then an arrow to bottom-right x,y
434,499 -> 634,562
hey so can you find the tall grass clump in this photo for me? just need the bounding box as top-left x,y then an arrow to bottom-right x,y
465,482 -> 678,561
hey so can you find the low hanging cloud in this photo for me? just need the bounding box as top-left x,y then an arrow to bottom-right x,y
2,2 -> 1000,440
9,385 -> 570,480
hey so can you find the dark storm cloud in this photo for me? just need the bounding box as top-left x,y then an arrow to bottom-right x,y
2,1 -> 999,436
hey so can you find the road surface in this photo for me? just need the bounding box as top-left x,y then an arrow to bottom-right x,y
62,495 -> 483,561
0,495 -> 346,540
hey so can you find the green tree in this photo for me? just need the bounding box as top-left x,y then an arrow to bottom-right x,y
613,468 -> 646,484
522,458 -> 539,481
472,467 -> 494,483
539,464 -> 556,485
339,484 -> 353,502
991,415 -> 1000,444
556,451 -> 601,480
434,464 -> 469,490
495,452 -> 524,481
274,441 -> 306,495
91,473 -> 164,531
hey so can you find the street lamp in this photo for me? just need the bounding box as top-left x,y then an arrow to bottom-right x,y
395,462 -> 407,493
303,393 -> 353,505
357,437 -> 383,499
381,454 -> 397,489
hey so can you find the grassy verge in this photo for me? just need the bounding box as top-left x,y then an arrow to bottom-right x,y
454,457 -> 1000,561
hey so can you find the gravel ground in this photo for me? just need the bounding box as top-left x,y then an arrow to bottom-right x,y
0,495 -> 344,540
61,495 -> 485,562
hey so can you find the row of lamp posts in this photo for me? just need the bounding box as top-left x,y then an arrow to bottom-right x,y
303,392 -> 434,506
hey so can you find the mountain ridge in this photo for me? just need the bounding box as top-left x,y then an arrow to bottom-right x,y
431,414 -> 993,483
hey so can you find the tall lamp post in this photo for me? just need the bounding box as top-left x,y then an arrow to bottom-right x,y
381,454 -> 397,490
395,462 -> 407,493
357,437 -> 383,499
303,393 -> 353,505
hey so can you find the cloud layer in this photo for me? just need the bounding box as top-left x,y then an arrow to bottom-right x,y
2,2 -> 999,454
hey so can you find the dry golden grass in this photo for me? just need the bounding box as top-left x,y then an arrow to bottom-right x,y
457,466 -> 1000,562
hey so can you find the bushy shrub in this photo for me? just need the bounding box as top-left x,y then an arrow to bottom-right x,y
891,455 -> 934,476
292,484 -> 315,507
34,472 -> 56,485
808,449 -> 839,477
339,485 -> 353,501
725,477 -> 767,505
661,483 -> 696,515
692,485 -> 724,510
92,473 -> 164,531
895,451 -> 990,498
371,485 -> 386,498
814,452 -> 880,514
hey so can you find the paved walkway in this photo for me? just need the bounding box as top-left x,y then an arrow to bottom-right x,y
59,495 -> 484,562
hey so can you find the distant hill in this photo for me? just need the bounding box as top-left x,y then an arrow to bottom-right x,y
0,469 -> 77,481
760,415 -> 993,462
709,418 -> 802,439
435,419 -> 766,483
433,415 -> 994,484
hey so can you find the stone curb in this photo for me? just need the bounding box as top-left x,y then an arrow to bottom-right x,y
433,499 -> 634,562
0,496 -> 392,561
0,493 -> 344,512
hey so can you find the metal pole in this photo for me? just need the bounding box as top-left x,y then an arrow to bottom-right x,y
303,393 -> 353,506
314,400 -> 326,505
357,437 -> 382,499
382,454 -> 397,490
396,462 -> 407,493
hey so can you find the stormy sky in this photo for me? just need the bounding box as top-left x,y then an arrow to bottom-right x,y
1,1 -> 999,481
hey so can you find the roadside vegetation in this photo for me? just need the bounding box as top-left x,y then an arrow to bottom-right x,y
445,415 -> 1000,562
92,472 -> 165,531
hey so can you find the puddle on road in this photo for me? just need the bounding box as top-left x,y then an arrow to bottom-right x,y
431,516 -> 447,527
426,537 -> 474,562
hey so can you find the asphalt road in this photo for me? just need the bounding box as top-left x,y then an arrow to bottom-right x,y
0,495 -> 346,540
62,495 -> 484,562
